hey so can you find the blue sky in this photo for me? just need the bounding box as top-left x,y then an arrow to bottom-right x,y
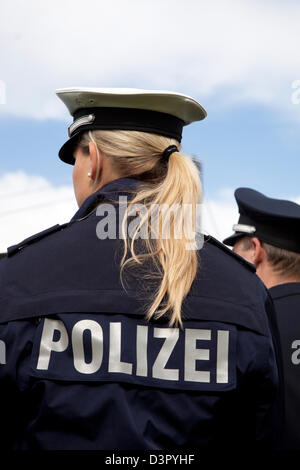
1,101 -> 299,198
0,0 -> 300,250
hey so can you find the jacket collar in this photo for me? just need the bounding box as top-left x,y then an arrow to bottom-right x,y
70,177 -> 141,222
269,282 -> 300,300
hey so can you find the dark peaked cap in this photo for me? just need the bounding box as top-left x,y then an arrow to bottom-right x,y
223,188 -> 300,254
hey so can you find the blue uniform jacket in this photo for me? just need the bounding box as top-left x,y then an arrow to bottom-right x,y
0,178 -> 279,450
269,283 -> 300,450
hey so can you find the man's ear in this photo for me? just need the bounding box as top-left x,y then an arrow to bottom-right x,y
88,141 -> 102,180
251,237 -> 265,265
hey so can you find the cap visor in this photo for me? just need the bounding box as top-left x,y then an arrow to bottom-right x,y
222,232 -> 245,247
58,135 -> 80,165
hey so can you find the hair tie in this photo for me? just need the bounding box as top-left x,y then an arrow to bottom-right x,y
162,145 -> 179,161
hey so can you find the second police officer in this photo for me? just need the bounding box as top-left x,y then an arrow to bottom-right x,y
224,187 -> 300,451
0,88 -> 279,450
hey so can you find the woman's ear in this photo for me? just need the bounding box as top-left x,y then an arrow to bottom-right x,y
88,141 -> 102,180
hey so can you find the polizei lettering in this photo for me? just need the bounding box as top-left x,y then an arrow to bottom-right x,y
32,314 -> 236,391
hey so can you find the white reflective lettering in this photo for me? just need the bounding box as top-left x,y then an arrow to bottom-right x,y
184,329 -> 211,382
152,328 -> 179,381
291,340 -> 300,365
216,330 -> 229,383
72,320 -> 103,374
37,319 -> 69,370
0,340 -> 6,365
35,318 -> 233,385
108,322 -> 133,374
136,325 -> 148,377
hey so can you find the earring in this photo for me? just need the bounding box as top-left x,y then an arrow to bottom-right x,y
87,172 -> 91,178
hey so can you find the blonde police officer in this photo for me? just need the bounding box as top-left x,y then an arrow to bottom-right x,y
0,88 -> 279,450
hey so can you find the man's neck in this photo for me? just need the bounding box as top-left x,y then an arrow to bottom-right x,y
262,272 -> 300,289
256,261 -> 300,288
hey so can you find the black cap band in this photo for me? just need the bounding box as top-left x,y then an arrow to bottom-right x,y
59,107 -> 185,165
72,107 -> 184,140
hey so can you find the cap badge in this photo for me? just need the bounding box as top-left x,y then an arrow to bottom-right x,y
232,223 -> 256,234
68,114 -> 95,137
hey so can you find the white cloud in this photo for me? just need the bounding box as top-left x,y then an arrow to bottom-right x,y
292,196 -> 300,205
1,171 -> 299,254
0,171 -> 77,252
201,190 -> 238,243
0,0 -> 300,121
0,170 -> 237,253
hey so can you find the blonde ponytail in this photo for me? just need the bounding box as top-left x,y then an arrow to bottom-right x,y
78,130 -> 202,326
